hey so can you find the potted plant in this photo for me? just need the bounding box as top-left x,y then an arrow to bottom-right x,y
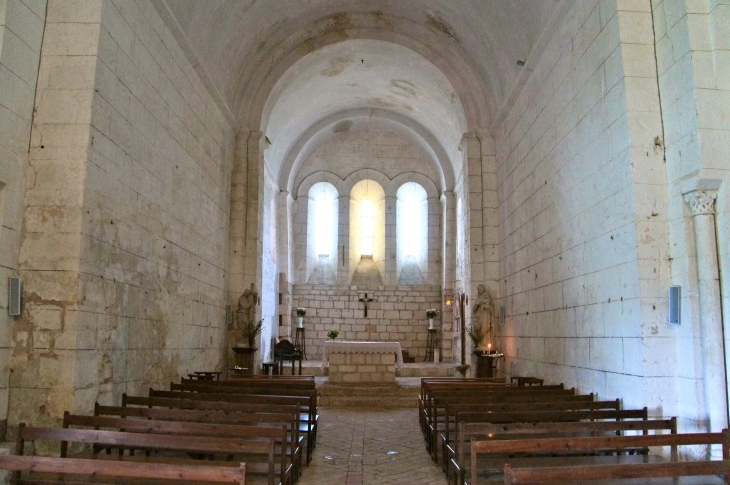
327,330 -> 339,341
466,324 -> 485,351
237,319 -> 263,348
296,307 -> 306,328
426,309 -> 439,330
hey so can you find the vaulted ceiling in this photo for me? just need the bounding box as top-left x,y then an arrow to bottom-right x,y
160,0 -> 570,189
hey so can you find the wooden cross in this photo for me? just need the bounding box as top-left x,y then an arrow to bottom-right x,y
359,293 -> 375,318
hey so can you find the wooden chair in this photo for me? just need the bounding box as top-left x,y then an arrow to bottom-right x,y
275,339 -> 303,375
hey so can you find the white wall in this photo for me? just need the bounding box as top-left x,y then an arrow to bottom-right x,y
494,0 -> 674,415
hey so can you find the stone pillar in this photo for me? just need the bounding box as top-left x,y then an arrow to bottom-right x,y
427,196 -> 441,286
441,191 -> 456,362
337,196 -> 351,285
384,195 -> 397,285
684,188 -> 729,432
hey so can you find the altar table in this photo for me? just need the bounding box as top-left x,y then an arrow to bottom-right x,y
324,341 -> 403,383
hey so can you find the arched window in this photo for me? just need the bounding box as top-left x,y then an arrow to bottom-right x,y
306,182 -> 338,284
397,182 -> 428,285
350,179 -> 385,286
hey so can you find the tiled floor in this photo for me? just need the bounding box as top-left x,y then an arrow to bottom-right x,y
298,408 -> 448,485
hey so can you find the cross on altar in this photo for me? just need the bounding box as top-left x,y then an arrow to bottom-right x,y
358,292 -> 375,317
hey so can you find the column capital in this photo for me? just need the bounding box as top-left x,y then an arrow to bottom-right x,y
684,190 -> 718,216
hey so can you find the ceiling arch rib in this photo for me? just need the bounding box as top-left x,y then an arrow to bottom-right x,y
263,40 -> 465,191
282,110 -> 454,194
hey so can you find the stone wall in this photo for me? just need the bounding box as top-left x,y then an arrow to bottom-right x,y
0,0 -> 47,435
292,285 -> 443,361
328,352 -> 396,384
9,0 -> 235,428
494,0 -> 670,414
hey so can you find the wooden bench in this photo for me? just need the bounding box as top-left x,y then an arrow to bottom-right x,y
63,413 -> 293,485
450,418 -> 678,485
436,399 -> 621,464
93,403 -> 304,480
0,455 -> 247,484
470,430 -> 730,485
15,424 -> 276,485
163,384 -> 319,458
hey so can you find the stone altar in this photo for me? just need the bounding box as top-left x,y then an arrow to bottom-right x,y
324,341 -> 403,384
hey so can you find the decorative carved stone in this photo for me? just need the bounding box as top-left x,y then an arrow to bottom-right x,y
684,190 -> 718,216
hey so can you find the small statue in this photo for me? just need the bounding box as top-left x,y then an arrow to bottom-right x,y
473,284 -> 495,347
235,285 -> 259,347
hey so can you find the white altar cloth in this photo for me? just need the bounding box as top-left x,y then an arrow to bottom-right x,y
323,341 -> 403,368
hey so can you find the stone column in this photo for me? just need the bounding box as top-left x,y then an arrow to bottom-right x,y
427,196 -> 441,286
684,189 -> 729,432
384,195 -> 397,285
441,191 -> 456,362
337,196 -> 351,285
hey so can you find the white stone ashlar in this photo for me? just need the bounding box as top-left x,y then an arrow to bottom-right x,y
683,184 -> 728,435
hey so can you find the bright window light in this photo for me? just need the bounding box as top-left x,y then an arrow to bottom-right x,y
315,196 -> 332,256
397,182 -> 427,259
360,199 -> 375,256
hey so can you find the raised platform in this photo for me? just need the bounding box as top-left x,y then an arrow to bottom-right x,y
279,360 -> 458,378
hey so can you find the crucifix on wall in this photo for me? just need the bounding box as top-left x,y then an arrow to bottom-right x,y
359,292 -> 375,317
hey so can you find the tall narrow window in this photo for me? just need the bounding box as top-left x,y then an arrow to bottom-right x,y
360,199 -> 375,256
396,182 -> 428,285
306,182 -> 339,284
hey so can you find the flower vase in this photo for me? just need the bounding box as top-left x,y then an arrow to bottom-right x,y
298,316 -> 303,328
428,318 -> 434,330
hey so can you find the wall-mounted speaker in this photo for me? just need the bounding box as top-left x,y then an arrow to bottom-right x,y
499,305 -> 506,326
225,304 -> 232,327
668,285 -> 681,325
8,277 -> 21,316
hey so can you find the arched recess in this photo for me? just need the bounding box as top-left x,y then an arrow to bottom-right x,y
305,182 -> 339,285
390,172 -> 439,199
396,182 -> 429,285
350,179 -> 386,286
296,171 -> 345,200
283,110 -> 454,195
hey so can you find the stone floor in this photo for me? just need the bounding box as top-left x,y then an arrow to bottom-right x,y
298,408 -> 447,485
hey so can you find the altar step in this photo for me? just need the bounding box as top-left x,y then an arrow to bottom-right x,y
288,361 -> 457,378
317,381 -> 421,408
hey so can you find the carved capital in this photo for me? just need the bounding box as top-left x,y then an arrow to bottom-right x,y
684,190 -> 718,216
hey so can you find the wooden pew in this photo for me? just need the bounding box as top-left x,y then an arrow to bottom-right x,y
63,413 -> 292,485
435,399 -> 621,464
124,393 -> 315,465
15,424 -> 276,485
0,455 -> 246,484
423,387 -> 578,451
450,418 -> 678,485
167,382 -> 319,449
422,385 -> 572,438
470,430 -> 730,485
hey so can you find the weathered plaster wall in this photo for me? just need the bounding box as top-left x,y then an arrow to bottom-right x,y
0,0 -> 46,435
495,0 -> 673,416
10,0 -> 234,429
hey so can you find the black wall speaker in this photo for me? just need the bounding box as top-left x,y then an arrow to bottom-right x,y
668,285 -> 681,325
8,277 -> 21,316
225,304 -> 232,327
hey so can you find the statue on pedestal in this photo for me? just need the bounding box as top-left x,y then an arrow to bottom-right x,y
235,285 -> 260,348
473,284 -> 495,349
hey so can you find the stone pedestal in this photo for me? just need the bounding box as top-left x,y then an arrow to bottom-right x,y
328,352 -> 396,384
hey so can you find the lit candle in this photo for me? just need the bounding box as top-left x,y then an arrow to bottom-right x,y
487,343 -> 492,353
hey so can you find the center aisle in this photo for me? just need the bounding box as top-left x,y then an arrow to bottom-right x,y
298,408 -> 448,485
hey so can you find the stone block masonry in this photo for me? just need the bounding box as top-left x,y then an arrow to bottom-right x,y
328,352 -> 396,384
293,285 -> 443,361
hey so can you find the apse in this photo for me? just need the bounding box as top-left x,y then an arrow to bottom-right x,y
260,39 -> 467,188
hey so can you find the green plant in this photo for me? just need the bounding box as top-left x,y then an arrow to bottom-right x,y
426,309 -> 439,319
466,324 -> 485,349
237,319 -> 263,347
296,307 -> 306,317
327,330 -> 340,341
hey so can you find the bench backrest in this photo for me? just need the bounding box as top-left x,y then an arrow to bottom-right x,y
0,455 -> 246,484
